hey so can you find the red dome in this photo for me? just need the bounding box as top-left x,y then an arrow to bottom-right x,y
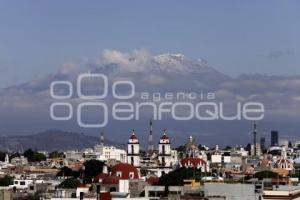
102,176 -> 120,185
160,132 -> 169,140
180,157 -> 206,168
129,132 -> 138,140
276,158 -> 291,164
111,163 -> 139,179
93,173 -> 109,183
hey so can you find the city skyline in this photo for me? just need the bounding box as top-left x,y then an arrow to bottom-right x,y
0,2 -> 300,200
0,1 -> 299,146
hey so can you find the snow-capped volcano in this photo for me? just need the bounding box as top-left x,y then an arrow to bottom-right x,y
153,53 -> 212,74
5,50 -> 231,93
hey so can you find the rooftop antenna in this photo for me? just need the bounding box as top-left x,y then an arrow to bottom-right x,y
148,119 -> 154,151
253,122 -> 257,156
100,131 -> 104,146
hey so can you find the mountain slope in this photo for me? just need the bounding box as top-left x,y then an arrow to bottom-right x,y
0,130 -> 124,152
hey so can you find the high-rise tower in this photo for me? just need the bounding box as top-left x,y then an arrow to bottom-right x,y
148,120 -> 154,152
271,131 -> 279,146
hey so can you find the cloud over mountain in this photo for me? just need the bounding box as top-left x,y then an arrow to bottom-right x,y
1,49 -> 300,144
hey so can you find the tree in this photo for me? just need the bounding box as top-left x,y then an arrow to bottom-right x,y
56,166 -> 80,178
58,178 -> 80,189
9,152 -> 21,160
224,146 -> 232,150
245,143 -> 251,153
83,160 -> 105,183
254,171 -> 280,179
175,146 -> 185,152
49,151 -> 63,159
0,151 -> 6,161
0,175 -> 13,186
156,167 -> 203,187
23,149 -> 46,162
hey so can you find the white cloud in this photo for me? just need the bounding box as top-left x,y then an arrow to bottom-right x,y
101,49 -> 152,72
58,63 -> 79,75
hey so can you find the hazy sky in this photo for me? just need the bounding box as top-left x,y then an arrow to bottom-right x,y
1,1 -> 300,147
0,0 -> 299,87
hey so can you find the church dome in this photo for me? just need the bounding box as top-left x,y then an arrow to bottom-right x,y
160,130 -> 169,140
180,157 -> 206,168
93,173 -> 109,183
276,158 -> 291,164
111,163 -> 139,179
159,130 -> 170,144
274,157 -> 293,170
128,130 -> 139,144
184,136 -> 199,151
102,176 -> 120,185
129,131 -> 138,140
185,142 -> 199,150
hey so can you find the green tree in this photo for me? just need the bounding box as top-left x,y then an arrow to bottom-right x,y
0,175 -> 13,186
254,171 -> 280,179
24,149 -> 46,162
56,166 -> 80,178
49,151 -> 64,159
58,178 -> 80,189
83,160 -> 104,183
157,167 -> 202,187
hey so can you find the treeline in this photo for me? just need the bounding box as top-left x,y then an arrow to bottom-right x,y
0,149 -> 65,163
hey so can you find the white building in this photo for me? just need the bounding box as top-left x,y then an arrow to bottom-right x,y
64,151 -> 84,161
94,145 -> 127,162
127,131 -> 140,167
251,143 -> 262,156
8,179 -> 41,190
211,152 -> 231,164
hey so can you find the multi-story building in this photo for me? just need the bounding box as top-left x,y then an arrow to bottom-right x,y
271,130 -> 279,146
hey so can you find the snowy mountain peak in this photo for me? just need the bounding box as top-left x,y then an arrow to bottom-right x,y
154,53 -> 186,64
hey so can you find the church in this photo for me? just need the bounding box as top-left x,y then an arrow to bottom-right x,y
126,121 -> 209,177
126,129 -> 177,177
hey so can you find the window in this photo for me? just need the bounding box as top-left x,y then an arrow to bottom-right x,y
162,145 -> 165,154
129,172 -> 134,179
20,181 -> 25,185
131,157 -> 134,165
116,171 -> 122,177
